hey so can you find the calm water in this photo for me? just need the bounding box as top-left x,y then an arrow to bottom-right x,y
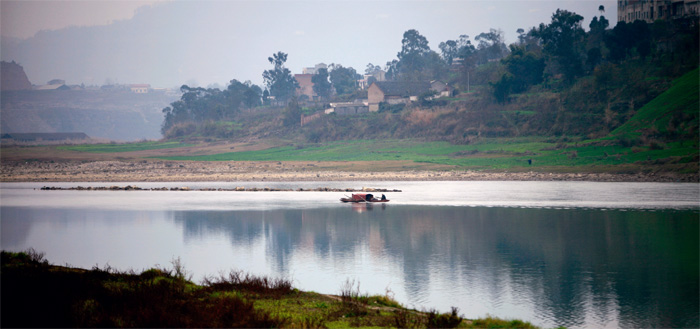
1,181 -> 698,328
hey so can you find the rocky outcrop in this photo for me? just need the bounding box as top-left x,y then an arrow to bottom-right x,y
1,61 -> 32,91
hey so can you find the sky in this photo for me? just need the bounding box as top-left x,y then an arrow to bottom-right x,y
1,0 -> 616,88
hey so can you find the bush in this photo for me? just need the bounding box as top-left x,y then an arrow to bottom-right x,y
164,122 -> 197,139
378,102 -> 405,113
202,270 -> 293,297
1,251 -> 288,328
427,307 -> 463,328
339,279 -> 368,316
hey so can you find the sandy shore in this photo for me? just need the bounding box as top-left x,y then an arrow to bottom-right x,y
1,159 -> 696,182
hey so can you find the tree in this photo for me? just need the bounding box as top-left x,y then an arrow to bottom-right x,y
605,20 -> 652,62
395,29 -> 439,80
533,9 -> 586,83
439,40 -> 460,65
516,28 -> 526,44
491,45 -> 545,102
475,29 -> 509,64
502,45 -> 545,92
385,59 -> 399,80
243,81 -> 263,108
283,97 -> 302,127
587,15 -> 609,71
262,51 -> 299,103
399,29 -> 430,60
312,68 -> 332,100
329,64 -> 359,95
438,35 -> 474,66
262,89 -> 271,105
365,63 -> 382,75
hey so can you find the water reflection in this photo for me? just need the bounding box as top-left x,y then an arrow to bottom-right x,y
2,205 -> 697,328
169,206 -> 698,328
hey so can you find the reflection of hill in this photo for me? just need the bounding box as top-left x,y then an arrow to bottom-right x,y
173,206 -> 698,328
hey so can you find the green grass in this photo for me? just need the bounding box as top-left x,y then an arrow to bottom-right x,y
151,69 -> 699,174
153,136 -> 697,173
154,138 -> 547,163
59,141 -> 193,153
611,68 -> 699,138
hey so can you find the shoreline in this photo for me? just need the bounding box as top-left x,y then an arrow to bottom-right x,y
1,159 -> 697,183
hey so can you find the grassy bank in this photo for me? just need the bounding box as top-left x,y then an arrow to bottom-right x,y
149,137 -> 697,174
1,249 -> 542,328
9,69 -> 698,177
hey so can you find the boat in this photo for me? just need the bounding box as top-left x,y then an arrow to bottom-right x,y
340,193 -> 389,203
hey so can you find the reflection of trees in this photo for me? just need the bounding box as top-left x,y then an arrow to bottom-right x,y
173,207 -> 698,328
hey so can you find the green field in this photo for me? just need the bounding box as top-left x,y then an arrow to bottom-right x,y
150,69 -> 698,173
55,69 -> 698,174
58,141 -> 193,153
153,137 -> 697,172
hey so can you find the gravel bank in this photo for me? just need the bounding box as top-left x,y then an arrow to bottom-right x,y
2,160 -> 696,182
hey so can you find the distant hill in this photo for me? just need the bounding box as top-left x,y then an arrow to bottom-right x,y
0,89 -> 179,141
611,68 -> 699,140
1,61 -> 32,91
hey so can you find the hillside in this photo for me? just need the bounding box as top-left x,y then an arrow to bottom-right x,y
611,68 -> 699,140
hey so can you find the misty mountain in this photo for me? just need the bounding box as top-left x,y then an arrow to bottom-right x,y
2,3 -> 199,87
1,1 -> 611,89
1,89 -> 178,141
0,1 -> 392,88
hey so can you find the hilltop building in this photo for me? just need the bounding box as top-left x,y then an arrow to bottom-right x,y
367,81 -> 450,112
618,0 -> 699,23
358,69 -> 387,89
327,100 -> 369,115
295,63 -> 329,101
129,84 -> 151,93
302,63 -> 327,75
294,74 -> 315,100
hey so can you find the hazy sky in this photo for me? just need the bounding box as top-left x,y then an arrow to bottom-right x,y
1,0 -> 616,88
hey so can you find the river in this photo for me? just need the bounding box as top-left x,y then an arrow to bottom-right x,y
1,181 -> 698,328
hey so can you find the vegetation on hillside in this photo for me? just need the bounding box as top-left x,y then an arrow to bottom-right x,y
159,9 -> 697,152
2,249 -> 541,328
60,67 -> 696,175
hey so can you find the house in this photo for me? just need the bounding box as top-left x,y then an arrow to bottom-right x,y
430,80 -> 451,97
367,81 -> 432,112
618,0 -> 699,23
358,70 -> 387,89
129,84 -> 151,93
302,63 -> 327,75
1,132 -> 89,142
294,74 -> 315,100
328,101 -> 369,115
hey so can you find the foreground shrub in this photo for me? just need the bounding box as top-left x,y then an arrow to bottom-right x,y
202,270 -> 293,297
1,250 -> 286,328
427,307 -> 463,328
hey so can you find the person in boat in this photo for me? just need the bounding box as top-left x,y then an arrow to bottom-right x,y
381,194 -> 386,201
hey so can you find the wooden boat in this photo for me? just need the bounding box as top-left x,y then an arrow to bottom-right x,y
340,193 -> 389,203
